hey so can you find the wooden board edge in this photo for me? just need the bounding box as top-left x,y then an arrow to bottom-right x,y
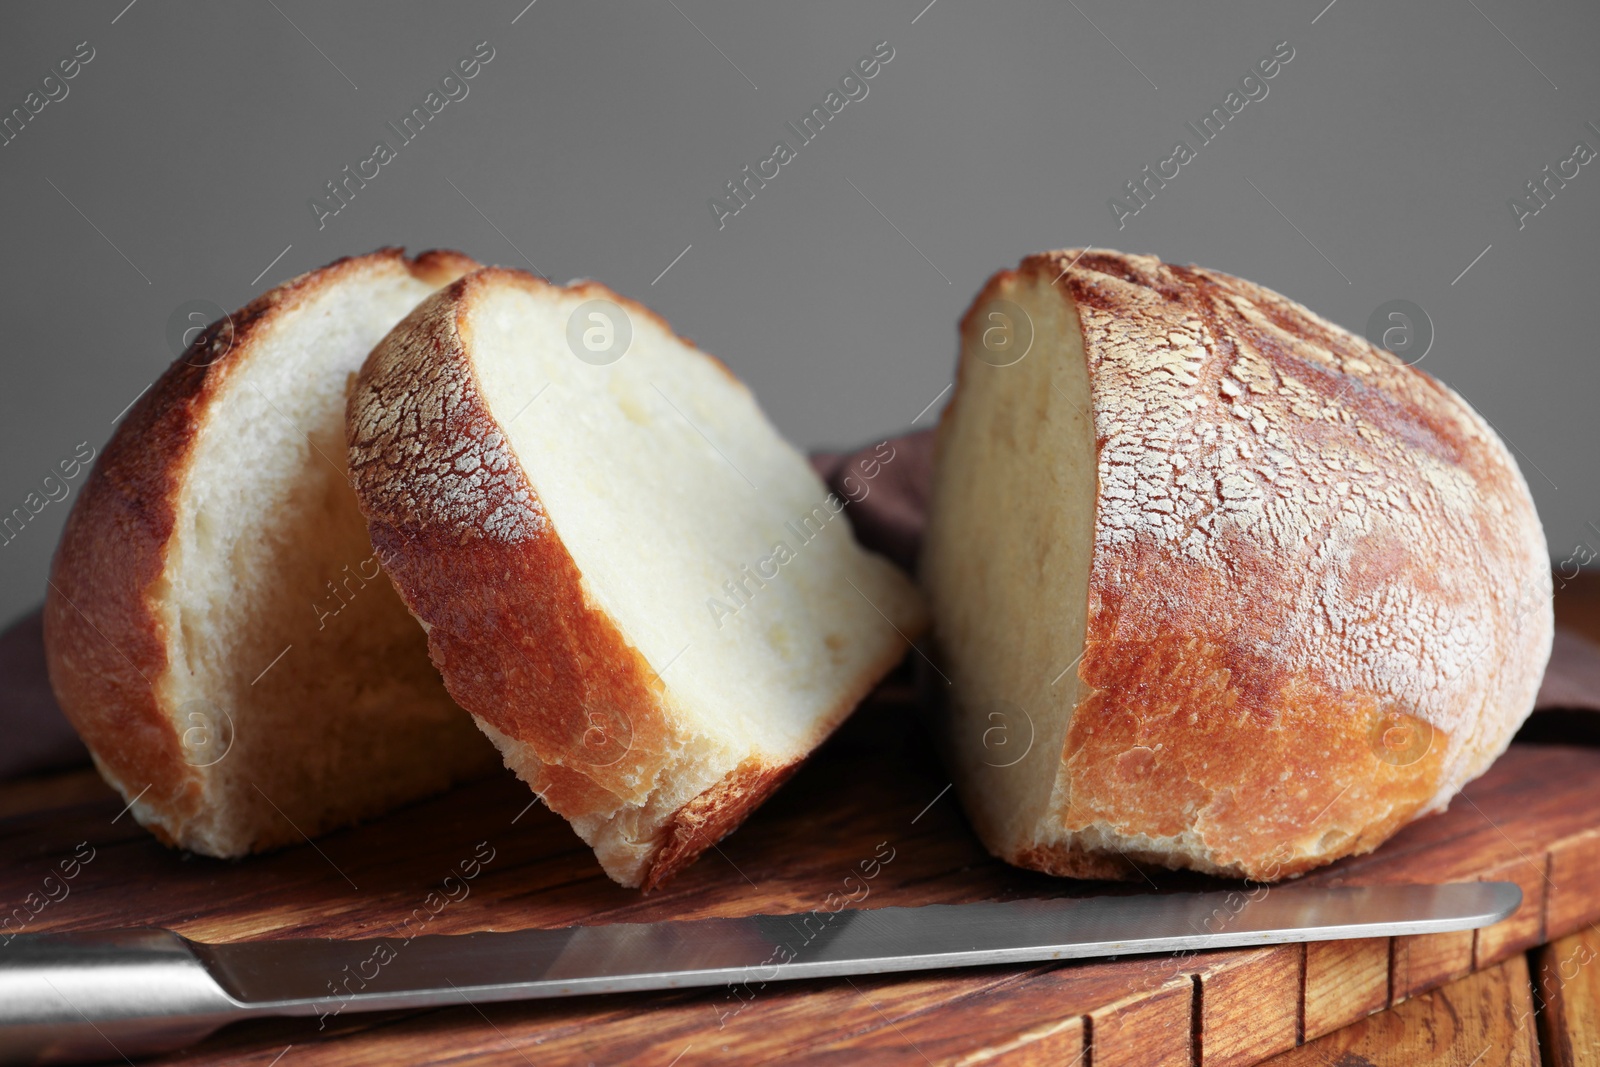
949,1016 -> 1087,1067
1078,819 -> 1600,1067
1195,945 -> 1302,1067
1548,826 -> 1600,941
1532,926 -> 1600,1067
1473,852 -> 1552,969
1302,936 -> 1388,1042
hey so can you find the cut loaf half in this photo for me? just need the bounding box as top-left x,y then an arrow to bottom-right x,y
346,268 -> 927,889
45,249 -> 500,857
923,250 -> 1552,882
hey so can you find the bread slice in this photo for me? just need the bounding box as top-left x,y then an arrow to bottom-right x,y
44,249 -> 501,857
923,249 -> 1552,882
346,268 -> 927,889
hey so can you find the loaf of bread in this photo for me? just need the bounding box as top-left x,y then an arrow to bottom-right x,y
923,249 -> 1552,881
346,267 -> 927,889
45,249 -> 501,857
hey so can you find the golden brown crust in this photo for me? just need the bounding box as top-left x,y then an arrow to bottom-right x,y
638,627 -> 917,890
346,272 -> 684,819
348,267 -> 921,889
641,757 -> 802,891
346,269 -> 749,887
407,249 -> 486,286
1009,844 -> 1137,882
1054,643 -> 1450,880
44,248 -> 477,843
945,249 -> 1551,882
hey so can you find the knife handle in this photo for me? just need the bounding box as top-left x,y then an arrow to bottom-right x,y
0,928 -> 242,1065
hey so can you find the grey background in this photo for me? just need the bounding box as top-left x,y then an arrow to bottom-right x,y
1,0 -> 1596,629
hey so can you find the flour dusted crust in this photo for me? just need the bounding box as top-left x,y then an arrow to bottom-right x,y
934,249 -> 1552,881
347,287 -> 696,886
347,269 -> 924,889
44,248 -> 490,855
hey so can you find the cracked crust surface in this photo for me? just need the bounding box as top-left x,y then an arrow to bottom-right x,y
348,279 -> 696,885
938,249 -> 1552,881
347,268 -> 925,889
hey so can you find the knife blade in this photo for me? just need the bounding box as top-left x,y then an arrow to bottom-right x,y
0,881 -> 1518,1065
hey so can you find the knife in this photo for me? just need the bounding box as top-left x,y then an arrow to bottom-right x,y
0,881 -> 1518,1065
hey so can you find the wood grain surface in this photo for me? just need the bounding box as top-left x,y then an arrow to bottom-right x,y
1535,924 -> 1600,1067
5,583 -> 1600,1064
1303,937 -> 1389,1042
5,696 -> 1600,1065
1261,954 -> 1541,1067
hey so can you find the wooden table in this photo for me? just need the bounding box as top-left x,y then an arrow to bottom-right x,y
1264,923 -> 1600,1066
3,582 -> 1598,1065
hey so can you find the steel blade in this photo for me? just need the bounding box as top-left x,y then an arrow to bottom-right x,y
191,881 -> 1518,1013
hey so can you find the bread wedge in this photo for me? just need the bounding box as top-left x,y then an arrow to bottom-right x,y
346,268 -> 927,888
45,249 -> 500,857
923,249 -> 1552,882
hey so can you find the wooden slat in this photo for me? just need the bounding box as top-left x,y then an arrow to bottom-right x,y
1086,973 -> 1194,1067
797,961 -> 1099,1067
1262,954 -> 1540,1066
1391,930 -> 1476,1003
1197,946 -> 1302,1067
1302,937 -> 1389,1041
1474,854 -> 1549,968
1548,828 -> 1600,940
735,968 -> 1066,1067
1533,924 -> 1600,1067
949,1017 -> 1086,1067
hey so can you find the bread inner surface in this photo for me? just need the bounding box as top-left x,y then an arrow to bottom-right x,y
926,272 -> 1097,853
156,267 -> 490,853
464,282 -> 907,761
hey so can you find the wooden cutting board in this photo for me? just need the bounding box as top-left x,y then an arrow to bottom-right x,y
4,691 -> 1599,1067
6,580 -> 1600,1067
